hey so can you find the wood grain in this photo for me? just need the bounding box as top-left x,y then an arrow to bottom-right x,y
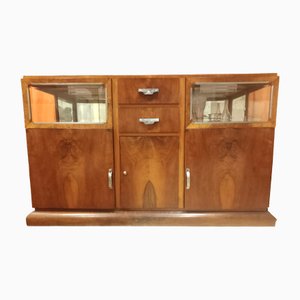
112,78 -> 121,208
186,74 -> 278,83
120,136 -> 179,209
26,210 -> 277,226
118,78 -> 180,104
178,78 -> 185,208
22,74 -> 278,81
118,106 -> 179,133
22,74 -> 279,226
270,77 -> 280,125
185,128 -> 274,211
27,129 -> 115,209
186,122 -> 276,129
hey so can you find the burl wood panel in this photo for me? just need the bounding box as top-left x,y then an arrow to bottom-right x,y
26,129 -> 114,209
120,136 -> 179,209
185,128 -> 274,211
118,106 -> 179,133
118,78 -> 180,104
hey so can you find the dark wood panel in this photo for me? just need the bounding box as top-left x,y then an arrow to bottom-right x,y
27,210 -> 276,226
26,129 -> 114,209
118,106 -> 179,133
185,128 -> 274,211
120,137 -> 179,209
118,78 -> 180,104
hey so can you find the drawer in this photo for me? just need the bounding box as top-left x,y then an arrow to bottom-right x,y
118,78 -> 180,104
119,106 -> 179,133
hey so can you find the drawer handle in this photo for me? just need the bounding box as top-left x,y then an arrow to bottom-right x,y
139,118 -> 160,125
138,88 -> 160,95
186,168 -> 191,190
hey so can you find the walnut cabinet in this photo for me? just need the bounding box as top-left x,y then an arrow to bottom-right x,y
22,74 -> 279,226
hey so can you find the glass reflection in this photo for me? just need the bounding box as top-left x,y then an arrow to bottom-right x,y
191,82 -> 272,123
29,84 -> 107,124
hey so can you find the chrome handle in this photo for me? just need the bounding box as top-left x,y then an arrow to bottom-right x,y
186,168 -> 191,190
138,88 -> 159,95
108,168 -> 113,189
139,118 -> 160,125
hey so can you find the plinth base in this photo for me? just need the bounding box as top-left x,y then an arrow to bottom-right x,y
26,210 -> 276,226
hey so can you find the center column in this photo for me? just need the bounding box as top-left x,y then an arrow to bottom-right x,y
113,76 -> 185,210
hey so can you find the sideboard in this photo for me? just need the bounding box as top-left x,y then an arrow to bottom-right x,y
21,74 -> 279,226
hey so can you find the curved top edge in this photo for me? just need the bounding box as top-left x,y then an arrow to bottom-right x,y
22,73 -> 279,79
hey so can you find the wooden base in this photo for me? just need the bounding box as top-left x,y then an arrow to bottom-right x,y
26,210 -> 276,226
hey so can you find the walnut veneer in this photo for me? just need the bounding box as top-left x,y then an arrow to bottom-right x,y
21,74 -> 279,226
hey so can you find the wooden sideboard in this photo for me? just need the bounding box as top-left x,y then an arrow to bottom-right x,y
21,74 -> 279,226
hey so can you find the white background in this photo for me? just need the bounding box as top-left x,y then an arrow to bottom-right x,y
0,1 -> 299,299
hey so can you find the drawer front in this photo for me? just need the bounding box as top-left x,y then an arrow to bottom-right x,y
118,78 -> 180,104
119,106 -> 179,133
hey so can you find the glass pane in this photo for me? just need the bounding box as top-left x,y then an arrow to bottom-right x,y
29,84 -> 107,123
191,82 -> 273,123
77,102 -> 107,123
58,98 -> 73,122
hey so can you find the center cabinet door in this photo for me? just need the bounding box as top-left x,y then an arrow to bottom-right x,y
120,136 -> 179,209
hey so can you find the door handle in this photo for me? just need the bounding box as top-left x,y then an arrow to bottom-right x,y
108,168 -> 113,189
186,168 -> 191,190
139,118 -> 160,125
138,88 -> 159,95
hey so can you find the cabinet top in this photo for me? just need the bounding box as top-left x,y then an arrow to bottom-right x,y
22,73 -> 279,82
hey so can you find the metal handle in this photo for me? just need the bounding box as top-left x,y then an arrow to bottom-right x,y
108,168 -> 113,189
138,88 -> 159,95
139,118 -> 160,125
186,168 -> 191,190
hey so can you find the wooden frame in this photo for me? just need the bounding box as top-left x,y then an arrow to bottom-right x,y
112,78 -> 121,208
185,74 -> 279,129
21,76 -> 113,129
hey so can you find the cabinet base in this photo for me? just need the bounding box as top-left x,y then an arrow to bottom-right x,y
26,210 -> 276,226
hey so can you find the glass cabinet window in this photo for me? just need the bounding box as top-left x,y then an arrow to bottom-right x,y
28,84 -> 107,124
191,82 -> 273,123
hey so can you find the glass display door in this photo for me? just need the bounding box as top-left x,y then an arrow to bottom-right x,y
23,79 -> 115,209
185,75 -> 279,211
189,81 -> 274,125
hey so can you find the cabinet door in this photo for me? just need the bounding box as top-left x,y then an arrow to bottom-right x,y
27,129 -> 114,209
23,79 -> 115,209
120,137 -> 179,209
185,128 -> 274,211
